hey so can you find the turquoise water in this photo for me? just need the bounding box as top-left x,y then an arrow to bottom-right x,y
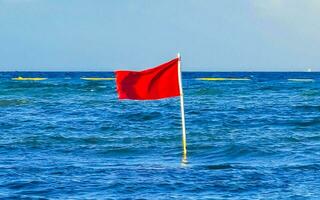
1,72 -> 320,199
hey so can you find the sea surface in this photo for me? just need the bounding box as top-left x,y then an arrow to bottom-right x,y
1,72 -> 320,199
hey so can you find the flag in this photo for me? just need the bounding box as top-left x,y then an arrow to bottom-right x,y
115,58 -> 181,100
115,55 -> 187,162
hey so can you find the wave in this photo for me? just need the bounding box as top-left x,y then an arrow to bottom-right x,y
283,163 -> 320,170
288,78 -> 315,82
117,111 -> 163,121
193,88 -> 222,96
293,105 -> 320,112
201,163 -> 233,170
289,118 -> 320,127
0,99 -> 29,107
7,135 -> 113,147
302,90 -> 320,96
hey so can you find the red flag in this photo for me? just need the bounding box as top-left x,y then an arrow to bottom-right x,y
115,58 -> 181,100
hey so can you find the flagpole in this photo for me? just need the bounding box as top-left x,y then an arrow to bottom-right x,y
177,53 -> 187,163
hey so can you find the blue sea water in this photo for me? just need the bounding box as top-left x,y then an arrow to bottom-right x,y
1,72 -> 320,199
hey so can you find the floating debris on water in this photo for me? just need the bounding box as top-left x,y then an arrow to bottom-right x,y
12,77 -> 47,81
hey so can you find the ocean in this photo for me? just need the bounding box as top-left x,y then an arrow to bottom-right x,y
0,72 -> 320,199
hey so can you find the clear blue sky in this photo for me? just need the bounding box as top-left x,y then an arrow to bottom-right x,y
0,0 -> 319,71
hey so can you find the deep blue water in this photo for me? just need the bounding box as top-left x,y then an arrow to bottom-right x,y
1,72 -> 320,199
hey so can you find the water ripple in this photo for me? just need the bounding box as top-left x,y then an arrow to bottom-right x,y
1,72 -> 320,199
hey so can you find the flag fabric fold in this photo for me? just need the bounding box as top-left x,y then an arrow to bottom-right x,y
115,58 -> 180,100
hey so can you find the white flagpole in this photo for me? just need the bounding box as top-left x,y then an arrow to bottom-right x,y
177,53 -> 187,163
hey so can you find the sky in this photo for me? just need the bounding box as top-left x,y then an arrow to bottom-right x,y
0,0 -> 319,71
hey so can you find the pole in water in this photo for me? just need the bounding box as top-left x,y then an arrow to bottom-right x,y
177,53 -> 187,163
